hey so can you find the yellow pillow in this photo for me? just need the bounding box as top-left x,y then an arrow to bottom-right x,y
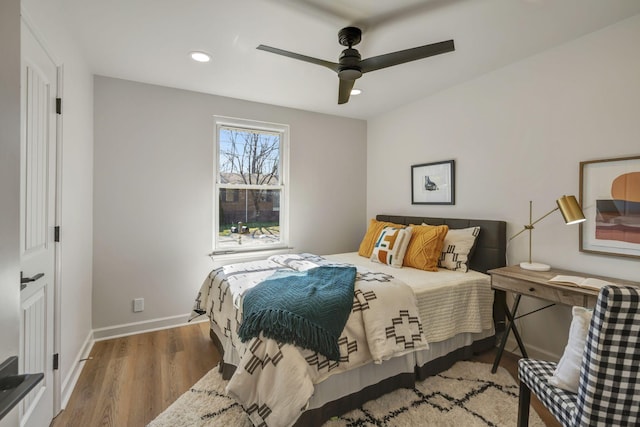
358,219 -> 405,258
403,224 -> 449,271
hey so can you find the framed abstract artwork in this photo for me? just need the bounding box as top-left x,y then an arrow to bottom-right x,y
411,160 -> 455,205
579,155 -> 640,259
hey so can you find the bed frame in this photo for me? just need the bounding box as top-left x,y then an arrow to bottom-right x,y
375,215 -> 507,274
209,215 -> 507,426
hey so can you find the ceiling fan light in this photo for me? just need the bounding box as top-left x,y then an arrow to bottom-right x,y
350,89 -> 362,96
190,51 -> 211,63
338,68 -> 362,81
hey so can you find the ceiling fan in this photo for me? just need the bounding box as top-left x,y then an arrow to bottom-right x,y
257,26 -> 454,105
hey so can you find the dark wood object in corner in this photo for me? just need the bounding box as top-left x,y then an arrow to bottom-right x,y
0,356 -> 43,421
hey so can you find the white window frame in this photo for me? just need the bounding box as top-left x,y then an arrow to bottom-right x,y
212,115 -> 289,253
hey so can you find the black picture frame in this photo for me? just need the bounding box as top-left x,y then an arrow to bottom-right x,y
411,160 -> 455,205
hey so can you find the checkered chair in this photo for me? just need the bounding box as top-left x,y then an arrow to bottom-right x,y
517,285 -> 640,427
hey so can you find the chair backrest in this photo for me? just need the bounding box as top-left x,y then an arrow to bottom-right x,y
574,285 -> 640,426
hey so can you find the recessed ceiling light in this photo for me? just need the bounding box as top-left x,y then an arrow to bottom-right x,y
350,89 -> 362,96
190,51 -> 211,63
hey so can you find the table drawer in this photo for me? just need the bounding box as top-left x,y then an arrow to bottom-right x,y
492,275 -> 596,307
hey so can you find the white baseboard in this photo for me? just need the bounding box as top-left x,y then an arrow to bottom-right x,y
60,330 -> 94,409
58,315 -> 209,412
92,313 -> 208,341
505,336 -> 560,362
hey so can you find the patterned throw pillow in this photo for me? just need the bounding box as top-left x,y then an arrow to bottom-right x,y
403,224 -> 449,271
432,226 -> 480,272
370,226 -> 413,268
358,219 -> 405,258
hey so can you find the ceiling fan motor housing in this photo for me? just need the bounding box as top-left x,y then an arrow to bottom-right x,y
338,48 -> 363,79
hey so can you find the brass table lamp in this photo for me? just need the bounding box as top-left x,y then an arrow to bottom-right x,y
511,195 -> 586,271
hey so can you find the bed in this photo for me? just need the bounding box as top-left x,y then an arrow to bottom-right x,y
193,215 -> 507,427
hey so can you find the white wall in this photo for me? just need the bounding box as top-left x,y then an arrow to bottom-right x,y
92,77 -> 367,331
22,0 -> 95,408
0,0 -> 22,425
367,14 -> 640,360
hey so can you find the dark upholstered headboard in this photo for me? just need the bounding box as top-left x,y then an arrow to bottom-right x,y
376,215 -> 507,274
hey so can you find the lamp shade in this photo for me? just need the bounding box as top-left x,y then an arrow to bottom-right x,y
556,195 -> 586,225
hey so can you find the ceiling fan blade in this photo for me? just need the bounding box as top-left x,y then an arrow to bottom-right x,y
338,78 -> 356,104
360,40 -> 454,73
257,45 -> 339,72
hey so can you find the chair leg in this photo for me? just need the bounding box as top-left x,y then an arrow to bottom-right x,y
517,381 -> 531,427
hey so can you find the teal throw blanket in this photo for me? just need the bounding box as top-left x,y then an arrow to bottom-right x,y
238,266 -> 356,361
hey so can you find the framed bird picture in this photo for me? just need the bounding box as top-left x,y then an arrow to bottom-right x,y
411,160 -> 455,205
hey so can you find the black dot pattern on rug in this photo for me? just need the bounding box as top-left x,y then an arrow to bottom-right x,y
191,388 -> 241,421
336,373 -> 520,427
149,361 -> 545,427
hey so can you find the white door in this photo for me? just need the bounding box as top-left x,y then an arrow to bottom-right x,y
19,20 -> 57,427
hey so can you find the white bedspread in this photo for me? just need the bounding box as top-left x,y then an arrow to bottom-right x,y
192,253 -> 428,427
323,253 -> 494,343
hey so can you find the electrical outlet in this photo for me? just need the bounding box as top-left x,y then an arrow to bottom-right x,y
133,298 -> 144,312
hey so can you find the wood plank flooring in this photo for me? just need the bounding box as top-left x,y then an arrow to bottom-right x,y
51,322 -> 219,427
51,323 -> 559,426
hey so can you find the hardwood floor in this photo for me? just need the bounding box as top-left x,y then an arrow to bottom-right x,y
51,322 -> 219,427
52,323 -> 559,426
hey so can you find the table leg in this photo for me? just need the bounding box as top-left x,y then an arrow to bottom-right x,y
492,294 -> 528,373
505,296 -> 528,359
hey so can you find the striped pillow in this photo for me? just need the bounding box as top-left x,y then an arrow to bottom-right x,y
435,226 -> 480,272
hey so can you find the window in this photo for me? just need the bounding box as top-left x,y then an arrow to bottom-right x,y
213,116 -> 289,252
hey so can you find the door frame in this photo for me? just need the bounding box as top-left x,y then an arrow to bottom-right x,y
53,63 -> 63,416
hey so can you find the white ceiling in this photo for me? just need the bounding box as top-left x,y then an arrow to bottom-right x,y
58,0 -> 640,119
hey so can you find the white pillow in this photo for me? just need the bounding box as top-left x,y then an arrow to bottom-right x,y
370,226 -> 413,268
548,306 -> 593,393
428,225 -> 480,273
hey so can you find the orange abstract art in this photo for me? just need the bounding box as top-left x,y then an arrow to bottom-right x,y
595,171 -> 640,244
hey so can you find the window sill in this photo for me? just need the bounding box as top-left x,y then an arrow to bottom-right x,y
208,247 -> 293,267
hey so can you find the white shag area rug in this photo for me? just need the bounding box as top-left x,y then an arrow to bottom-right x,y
148,361 -> 545,427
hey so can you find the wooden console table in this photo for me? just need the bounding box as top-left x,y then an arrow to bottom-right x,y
488,265 -> 639,373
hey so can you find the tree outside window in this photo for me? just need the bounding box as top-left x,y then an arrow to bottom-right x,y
214,117 -> 288,251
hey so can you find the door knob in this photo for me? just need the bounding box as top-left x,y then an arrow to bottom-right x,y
20,272 -> 44,290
